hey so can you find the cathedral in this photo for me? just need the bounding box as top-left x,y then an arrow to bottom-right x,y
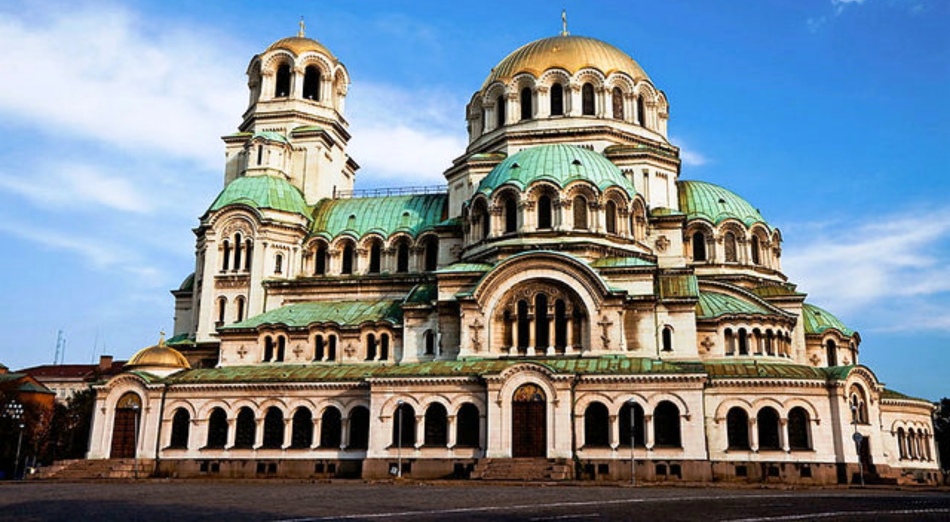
87,21 -> 940,484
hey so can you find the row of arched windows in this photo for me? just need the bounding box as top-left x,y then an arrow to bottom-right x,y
825,339 -> 859,366
221,232 -> 253,273
501,296 -> 584,355
726,406 -> 811,451
256,330 -> 397,364
498,84 -> 644,127
271,64 -> 322,102
308,235 -> 438,276
582,400 -> 682,448
216,296 -> 246,326
896,427 -> 933,461
390,402 -> 480,448
689,228 -> 775,269
724,328 -> 792,357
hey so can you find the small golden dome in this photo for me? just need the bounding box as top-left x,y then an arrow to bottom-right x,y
266,36 -> 335,59
483,35 -> 649,88
126,334 -> 191,371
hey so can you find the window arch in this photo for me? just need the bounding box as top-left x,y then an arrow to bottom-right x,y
368,240 -> 382,274
691,231 -> 707,261
263,336 -> 274,362
395,239 -> 410,273
520,87 -> 532,120
724,232 -> 738,262
724,328 -> 736,355
581,82 -> 595,115
291,408 -> 313,449
654,401 -> 681,447
612,87 -> 624,120
757,407 -> 781,450
662,325 -> 674,352
275,336 -> 285,362
234,407 -> 256,449
424,403 -> 448,447
169,408 -> 190,449
572,195 -> 588,230
534,293 -> 549,351
365,333 -> 377,361
234,233 -> 243,270
583,402 -> 610,447
495,94 -> 506,128
341,242 -> 356,275
788,407 -> 811,450
221,239 -> 231,272
274,253 -> 283,274
751,235 -> 762,265
392,403 -> 416,448
348,406 -> 370,450
503,193 -> 518,233
422,236 -> 439,271
235,296 -> 245,323
456,403 -> 480,448
206,408 -> 228,448
303,65 -> 320,100
619,400 -> 646,447
320,407 -> 342,448
275,63 -> 292,97
897,427 -> 907,459
516,300 -> 530,354
314,334 -> 326,361
424,330 -> 436,356
636,95 -> 645,126
849,385 -> 869,424
550,83 -> 564,116
217,297 -> 227,325
738,328 -> 749,355
380,333 -> 390,361
605,200 -> 617,234
826,340 -> 838,366
314,242 -> 328,275
726,407 -> 750,450
244,238 -> 253,271
262,407 -> 284,449
537,194 -> 553,229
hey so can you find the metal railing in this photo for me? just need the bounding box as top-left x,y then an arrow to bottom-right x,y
334,185 -> 447,199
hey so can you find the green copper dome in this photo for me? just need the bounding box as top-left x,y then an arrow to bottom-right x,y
476,144 -> 635,196
310,194 -> 446,240
696,291 -> 772,320
802,303 -> 855,337
209,175 -> 310,216
678,180 -> 769,229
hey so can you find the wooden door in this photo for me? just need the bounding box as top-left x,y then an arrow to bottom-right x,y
110,409 -> 138,458
512,384 -> 546,457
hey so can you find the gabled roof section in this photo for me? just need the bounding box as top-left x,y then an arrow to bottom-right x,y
656,273 -> 699,299
310,194 -> 446,239
696,291 -> 772,319
222,300 -> 403,330
802,303 -> 855,337
678,180 -> 770,229
208,176 -> 310,216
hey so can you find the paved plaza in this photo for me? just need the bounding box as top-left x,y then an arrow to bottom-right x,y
0,482 -> 948,521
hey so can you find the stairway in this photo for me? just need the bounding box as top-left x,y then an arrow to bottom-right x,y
472,458 -> 572,481
32,459 -> 155,480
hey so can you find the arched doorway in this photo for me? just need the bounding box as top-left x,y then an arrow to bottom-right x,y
110,392 -> 141,458
511,383 -> 546,457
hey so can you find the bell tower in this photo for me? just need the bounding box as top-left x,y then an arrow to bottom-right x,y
222,20 -> 358,204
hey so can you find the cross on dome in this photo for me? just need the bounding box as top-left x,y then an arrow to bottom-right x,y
561,9 -> 569,36
298,16 -> 306,38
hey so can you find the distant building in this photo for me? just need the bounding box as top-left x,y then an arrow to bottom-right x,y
18,356 -> 125,403
88,21 -> 939,485
0,364 -> 55,418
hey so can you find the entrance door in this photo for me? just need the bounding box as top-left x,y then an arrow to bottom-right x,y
110,393 -> 141,459
859,437 -> 876,475
512,384 -> 546,457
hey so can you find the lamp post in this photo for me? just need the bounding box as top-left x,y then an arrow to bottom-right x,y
850,404 -> 864,487
628,398 -> 637,487
396,399 -> 405,479
130,404 -> 140,480
5,402 -> 24,480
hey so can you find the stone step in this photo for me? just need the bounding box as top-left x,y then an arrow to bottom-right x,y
33,459 -> 154,480
472,458 -> 572,481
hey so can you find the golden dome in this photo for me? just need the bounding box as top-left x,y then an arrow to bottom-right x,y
483,35 -> 649,88
126,335 -> 191,371
266,36 -> 335,59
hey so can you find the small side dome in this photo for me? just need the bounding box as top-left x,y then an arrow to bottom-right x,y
178,273 -> 195,292
208,176 -> 310,216
802,303 -> 856,337
126,334 -> 191,376
476,144 -> 635,196
677,180 -> 770,229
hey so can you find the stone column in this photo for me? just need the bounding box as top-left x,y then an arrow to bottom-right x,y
780,418 -> 790,453
254,417 -> 265,449
311,417 -> 321,449
750,418 -> 759,452
414,415 -> 424,449
283,418 -> 293,449
644,414 -> 655,450
609,414 -> 619,449
226,418 -> 237,448
447,415 -> 457,449
527,313 -> 537,356
547,314 -> 556,355
340,417 -> 350,450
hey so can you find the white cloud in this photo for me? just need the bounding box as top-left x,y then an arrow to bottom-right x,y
671,137 -> 708,167
783,209 -> 950,331
0,162 -> 152,213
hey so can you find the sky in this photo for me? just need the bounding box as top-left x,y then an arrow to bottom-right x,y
0,0 -> 947,400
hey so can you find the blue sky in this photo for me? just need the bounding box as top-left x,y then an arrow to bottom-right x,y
0,1 -> 947,399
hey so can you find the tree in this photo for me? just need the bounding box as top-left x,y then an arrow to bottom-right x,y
934,398 -> 950,473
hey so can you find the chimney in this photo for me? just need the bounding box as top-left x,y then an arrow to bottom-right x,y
99,355 -> 114,371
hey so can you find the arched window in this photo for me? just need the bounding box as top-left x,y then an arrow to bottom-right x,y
503,194 -> 518,233
757,407 -> 781,450
274,253 -> 283,274
424,403 -> 448,447
726,407 -> 750,450
290,408 -> 313,449
619,400 -> 646,447
612,87 -> 624,120
348,406 -> 370,450
573,195 -> 588,230
456,403 -> 480,447
583,402 -> 610,447
765,330 -> 775,356
495,95 -> 506,128
235,296 -> 245,323
244,239 -> 253,271
654,401 -> 681,447
751,235 -> 762,265
256,145 -> 263,166
263,336 -> 274,362
581,83 -> 595,115
234,233 -> 243,270
738,328 -> 749,355
725,328 -> 735,355
605,200 -> 617,234
520,87 -> 532,121
275,63 -> 292,97
327,335 -> 337,361
313,335 -> 325,361
849,385 -> 868,424
908,430 -> 918,459
221,240 -> 231,271
320,407 -> 342,448
534,293 -> 550,351
636,96 -> 645,126
692,231 -> 707,261
422,236 -> 438,271
341,242 -> 355,275
897,428 -> 907,459
206,408 -> 228,448
217,297 -> 227,325
262,407 -> 284,449
368,241 -> 382,274
396,240 -> 410,273
424,330 -> 436,356
537,194 -> 553,229
550,83 -> 564,116
826,340 -> 837,366
392,403 -> 416,447
724,232 -> 738,262
554,300 -> 568,350
303,65 -> 320,100
275,336 -> 285,362
234,407 -> 256,449
380,333 -> 390,361
169,408 -> 190,449
315,243 -> 328,275
365,333 -> 377,361
516,300 -> 530,353
788,407 -> 811,450
661,325 -> 674,352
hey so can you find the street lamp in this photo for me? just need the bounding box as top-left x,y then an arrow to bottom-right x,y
850,403 -> 864,487
5,402 -> 24,481
396,399 -> 405,479
628,398 -> 637,487
130,404 -> 140,480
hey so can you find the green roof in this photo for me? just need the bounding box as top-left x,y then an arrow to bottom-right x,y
209,175 -> 310,216
591,257 -> 656,268
252,131 -> 290,145
751,283 -> 801,298
476,144 -> 636,196
881,388 -> 931,403
678,180 -> 770,229
310,194 -> 446,239
656,273 -> 699,299
703,361 -> 830,380
178,273 -> 195,292
801,303 -> 855,337
222,300 -> 403,330
435,262 -> 494,274
697,291 -> 772,319
405,284 -> 437,305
